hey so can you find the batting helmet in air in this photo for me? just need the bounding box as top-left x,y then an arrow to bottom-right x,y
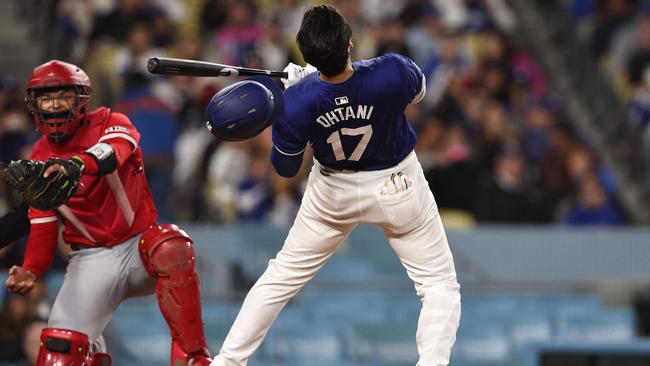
205,76 -> 284,141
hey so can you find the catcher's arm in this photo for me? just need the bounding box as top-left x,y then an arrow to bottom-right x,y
7,208 -> 59,292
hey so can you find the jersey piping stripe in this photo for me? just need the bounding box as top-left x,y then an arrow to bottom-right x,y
30,216 -> 58,224
411,75 -> 427,104
99,133 -> 138,150
105,171 -> 135,227
57,205 -> 97,243
274,145 -> 305,156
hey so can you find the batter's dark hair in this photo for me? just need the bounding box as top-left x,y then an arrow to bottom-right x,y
296,4 -> 352,77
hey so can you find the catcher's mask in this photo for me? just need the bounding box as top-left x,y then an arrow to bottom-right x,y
205,76 -> 284,142
25,60 -> 91,144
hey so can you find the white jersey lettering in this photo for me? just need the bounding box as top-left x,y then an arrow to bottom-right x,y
315,104 -> 375,128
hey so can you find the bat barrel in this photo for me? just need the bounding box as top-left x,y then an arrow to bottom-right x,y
147,57 -> 288,79
147,57 -> 229,77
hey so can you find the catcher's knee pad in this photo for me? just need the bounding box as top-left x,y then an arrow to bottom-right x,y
138,224 -> 209,359
138,223 -> 196,279
36,328 -> 111,366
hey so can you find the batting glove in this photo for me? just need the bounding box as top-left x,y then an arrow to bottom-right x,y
281,63 -> 318,89
380,172 -> 412,196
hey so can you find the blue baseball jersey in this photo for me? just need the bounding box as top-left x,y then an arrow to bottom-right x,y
272,53 -> 424,171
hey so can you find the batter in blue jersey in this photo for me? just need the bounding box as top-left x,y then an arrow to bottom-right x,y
212,5 -> 461,366
272,53 -> 423,172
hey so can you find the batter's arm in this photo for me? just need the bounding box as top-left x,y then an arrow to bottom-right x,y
411,74 -> 427,104
271,146 -> 304,178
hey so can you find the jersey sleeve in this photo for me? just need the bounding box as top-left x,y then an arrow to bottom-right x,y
389,54 -> 426,104
272,90 -> 310,156
23,207 -> 59,278
78,112 -> 141,173
99,112 -> 141,153
27,206 -> 58,224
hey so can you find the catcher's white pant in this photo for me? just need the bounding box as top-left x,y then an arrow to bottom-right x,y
48,234 -> 155,351
213,151 -> 461,366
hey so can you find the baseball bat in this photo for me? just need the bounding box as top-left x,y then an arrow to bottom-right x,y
147,57 -> 288,79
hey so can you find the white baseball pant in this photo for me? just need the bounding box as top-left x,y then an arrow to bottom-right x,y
213,151 -> 461,365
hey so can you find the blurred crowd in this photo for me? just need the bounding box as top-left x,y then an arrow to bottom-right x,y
0,0 -> 630,230
568,0 -> 650,168
0,281 -> 50,364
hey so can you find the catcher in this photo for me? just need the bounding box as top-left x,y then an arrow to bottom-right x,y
1,60 -> 212,365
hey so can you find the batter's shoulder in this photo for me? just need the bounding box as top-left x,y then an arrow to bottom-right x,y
366,53 -> 413,70
287,72 -> 320,94
284,74 -> 320,105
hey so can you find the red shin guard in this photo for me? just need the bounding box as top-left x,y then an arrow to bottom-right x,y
139,224 -> 210,362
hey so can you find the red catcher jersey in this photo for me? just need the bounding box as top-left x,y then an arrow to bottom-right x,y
28,107 -> 158,247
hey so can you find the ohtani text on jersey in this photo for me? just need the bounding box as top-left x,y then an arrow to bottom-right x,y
315,105 -> 374,128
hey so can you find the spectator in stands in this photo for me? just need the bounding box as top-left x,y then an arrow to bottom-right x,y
21,320 -> 47,366
566,143 -> 618,194
114,71 -> 179,221
257,15 -> 294,72
601,2 -> 650,93
424,123 -> 478,212
404,2 -> 442,66
629,65 -> 650,132
588,0 -> 637,58
0,290 -> 31,362
211,0 -> 264,66
235,144 -> 274,222
421,30 -> 468,109
475,100 -> 516,176
623,4 -> 650,90
522,97 -> 557,165
149,7 -> 176,48
200,0 -> 229,35
539,123 -> 578,213
561,174 -> 627,225
0,76 -> 33,164
474,142 -> 543,222
374,16 -> 412,59
89,0 -> 158,46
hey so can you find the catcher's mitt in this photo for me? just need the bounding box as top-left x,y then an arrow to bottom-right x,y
1,158 -> 84,210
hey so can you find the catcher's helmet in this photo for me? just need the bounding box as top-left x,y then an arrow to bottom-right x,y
205,76 -> 284,142
25,60 -> 92,144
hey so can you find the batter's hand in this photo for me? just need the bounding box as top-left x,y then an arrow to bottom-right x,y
281,63 -> 318,89
6,266 -> 36,295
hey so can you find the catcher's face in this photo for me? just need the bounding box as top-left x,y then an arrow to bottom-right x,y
35,88 -> 77,112
30,87 -> 84,144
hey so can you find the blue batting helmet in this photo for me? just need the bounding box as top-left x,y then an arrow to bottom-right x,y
205,76 -> 284,142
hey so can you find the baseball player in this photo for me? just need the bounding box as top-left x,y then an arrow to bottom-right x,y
211,4 -> 461,366
4,60 -> 212,365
